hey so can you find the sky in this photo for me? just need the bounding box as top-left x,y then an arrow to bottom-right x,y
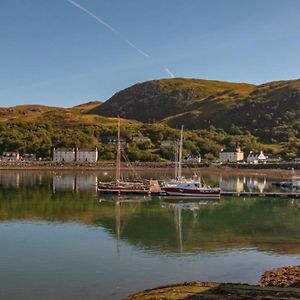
1,0 -> 300,107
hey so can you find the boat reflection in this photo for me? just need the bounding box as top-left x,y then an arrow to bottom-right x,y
98,196 -> 151,256
161,198 -> 220,252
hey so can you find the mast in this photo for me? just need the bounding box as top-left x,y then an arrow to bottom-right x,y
115,118 -> 121,184
178,125 -> 184,179
174,142 -> 178,179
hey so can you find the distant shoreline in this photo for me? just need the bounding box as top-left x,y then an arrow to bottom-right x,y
0,161 -> 298,178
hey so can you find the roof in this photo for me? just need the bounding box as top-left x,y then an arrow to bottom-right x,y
220,147 -> 241,153
77,148 -> 98,152
248,152 -> 261,156
54,148 -> 75,152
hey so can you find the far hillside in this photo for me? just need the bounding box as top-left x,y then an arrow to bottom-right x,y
90,78 -> 300,149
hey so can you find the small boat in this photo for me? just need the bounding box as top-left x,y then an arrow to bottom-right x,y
160,126 -> 220,199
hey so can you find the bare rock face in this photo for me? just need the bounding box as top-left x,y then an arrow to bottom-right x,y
259,265 -> 300,288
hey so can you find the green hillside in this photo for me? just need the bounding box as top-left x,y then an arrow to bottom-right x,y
1,77 -> 299,161
90,77 -> 300,159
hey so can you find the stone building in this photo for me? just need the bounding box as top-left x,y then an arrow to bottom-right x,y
76,148 -> 98,163
219,147 -> 244,163
53,148 -> 75,162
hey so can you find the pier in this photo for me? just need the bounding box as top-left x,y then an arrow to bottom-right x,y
220,191 -> 300,198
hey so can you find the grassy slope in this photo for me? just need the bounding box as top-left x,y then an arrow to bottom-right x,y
89,78 -> 255,124
90,78 -> 300,145
0,102 -> 130,127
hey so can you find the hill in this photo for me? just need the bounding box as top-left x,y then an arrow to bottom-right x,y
90,78 -> 255,124
1,77 -> 299,161
90,78 -> 300,147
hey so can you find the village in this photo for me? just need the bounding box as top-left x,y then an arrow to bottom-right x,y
1,137 -> 299,165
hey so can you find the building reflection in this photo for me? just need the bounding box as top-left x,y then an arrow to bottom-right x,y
219,175 -> 245,192
219,175 -> 268,193
53,173 -> 98,193
247,177 -> 267,193
0,171 -> 45,188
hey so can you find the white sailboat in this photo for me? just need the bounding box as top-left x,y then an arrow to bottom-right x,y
160,126 -> 221,199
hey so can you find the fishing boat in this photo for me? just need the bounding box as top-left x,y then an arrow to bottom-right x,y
98,119 -> 160,196
160,126 -> 220,199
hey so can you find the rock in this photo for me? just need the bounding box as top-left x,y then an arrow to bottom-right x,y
259,265 -> 300,288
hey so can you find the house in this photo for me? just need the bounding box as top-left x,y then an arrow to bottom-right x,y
53,148 -> 75,162
76,148 -> 98,163
22,153 -> 36,161
2,152 -> 20,161
100,136 -> 127,146
219,147 -> 244,163
161,140 -> 176,147
247,151 -> 267,164
132,136 -> 151,143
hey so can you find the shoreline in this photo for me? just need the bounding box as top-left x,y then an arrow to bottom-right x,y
0,162 -> 298,178
125,265 -> 300,300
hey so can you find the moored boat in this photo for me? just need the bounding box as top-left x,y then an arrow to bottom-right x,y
161,180 -> 220,198
98,119 -> 160,196
160,126 -> 220,199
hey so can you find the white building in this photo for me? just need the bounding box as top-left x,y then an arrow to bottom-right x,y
247,151 -> 267,164
219,147 -> 244,163
53,148 -> 75,162
76,148 -> 98,163
2,152 -> 20,161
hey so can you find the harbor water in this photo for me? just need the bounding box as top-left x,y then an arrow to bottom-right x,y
0,170 -> 299,300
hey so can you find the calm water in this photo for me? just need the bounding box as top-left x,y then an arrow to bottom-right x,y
0,170 -> 300,300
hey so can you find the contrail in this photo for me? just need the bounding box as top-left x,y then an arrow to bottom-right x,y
66,0 -> 174,77
125,39 -> 149,58
164,67 -> 175,78
66,0 -> 118,34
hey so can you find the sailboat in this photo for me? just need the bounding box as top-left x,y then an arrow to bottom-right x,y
98,119 -> 160,196
160,126 -> 221,199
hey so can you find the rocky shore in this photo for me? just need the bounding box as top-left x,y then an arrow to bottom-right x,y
125,265 -> 300,299
259,265 -> 300,288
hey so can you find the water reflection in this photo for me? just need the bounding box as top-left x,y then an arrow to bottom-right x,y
0,171 -> 299,256
0,171 -> 299,300
53,173 -> 98,192
0,170 -> 287,193
219,175 -> 269,192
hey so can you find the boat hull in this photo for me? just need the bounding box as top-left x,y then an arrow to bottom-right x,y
161,187 -> 220,199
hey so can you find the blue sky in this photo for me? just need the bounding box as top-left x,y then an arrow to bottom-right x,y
1,0 -> 300,107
